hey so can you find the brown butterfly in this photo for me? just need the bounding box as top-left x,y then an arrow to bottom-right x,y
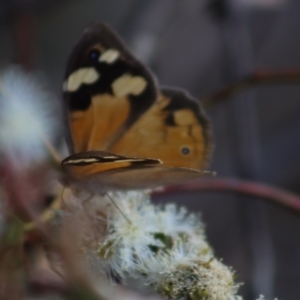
61,22 -> 213,191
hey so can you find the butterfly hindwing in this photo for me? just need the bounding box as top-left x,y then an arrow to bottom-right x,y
110,88 -> 212,169
63,22 -> 158,153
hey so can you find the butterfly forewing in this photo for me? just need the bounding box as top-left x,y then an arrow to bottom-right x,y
64,22 -> 158,154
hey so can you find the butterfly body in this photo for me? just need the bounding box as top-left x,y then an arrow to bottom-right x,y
61,22 -> 213,192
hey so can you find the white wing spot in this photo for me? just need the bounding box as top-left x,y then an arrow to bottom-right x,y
64,158 -> 99,164
112,74 -> 147,98
99,49 -> 120,64
63,68 -> 99,92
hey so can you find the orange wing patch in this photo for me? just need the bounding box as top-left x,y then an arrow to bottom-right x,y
87,94 -> 130,150
68,93 -> 131,153
110,91 -> 211,170
109,96 -> 168,156
69,105 -> 94,153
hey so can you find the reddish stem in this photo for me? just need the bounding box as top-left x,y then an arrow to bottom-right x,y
202,69 -> 300,107
152,178 -> 300,214
0,160 -> 49,236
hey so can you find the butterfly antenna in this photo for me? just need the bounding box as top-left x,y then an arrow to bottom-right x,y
42,135 -> 62,167
80,192 -> 103,240
106,193 -> 131,224
82,194 -> 94,204
60,186 -> 67,208
60,186 -> 73,212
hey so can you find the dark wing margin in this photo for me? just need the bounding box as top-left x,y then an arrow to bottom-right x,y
160,87 -> 213,168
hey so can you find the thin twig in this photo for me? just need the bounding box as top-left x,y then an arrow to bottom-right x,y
152,178 -> 300,214
202,69 -> 300,108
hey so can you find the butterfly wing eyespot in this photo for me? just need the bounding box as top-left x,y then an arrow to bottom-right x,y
181,146 -> 191,156
88,49 -> 100,61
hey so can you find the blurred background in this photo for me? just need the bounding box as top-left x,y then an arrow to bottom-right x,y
0,0 -> 300,299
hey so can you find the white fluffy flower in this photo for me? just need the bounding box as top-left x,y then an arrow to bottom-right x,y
72,190 -> 245,300
142,241 -> 238,300
153,204 -> 200,235
139,240 -> 211,282
194,259 -> 239,300
93,192 -> 164,276
153,204 -> 209,250
0,66 -> 58,167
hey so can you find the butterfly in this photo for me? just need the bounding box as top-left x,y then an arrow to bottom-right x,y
61,22 -> 213,191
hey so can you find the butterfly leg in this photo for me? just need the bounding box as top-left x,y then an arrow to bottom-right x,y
82,193 -> 95,204
105,192 -> 131,224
